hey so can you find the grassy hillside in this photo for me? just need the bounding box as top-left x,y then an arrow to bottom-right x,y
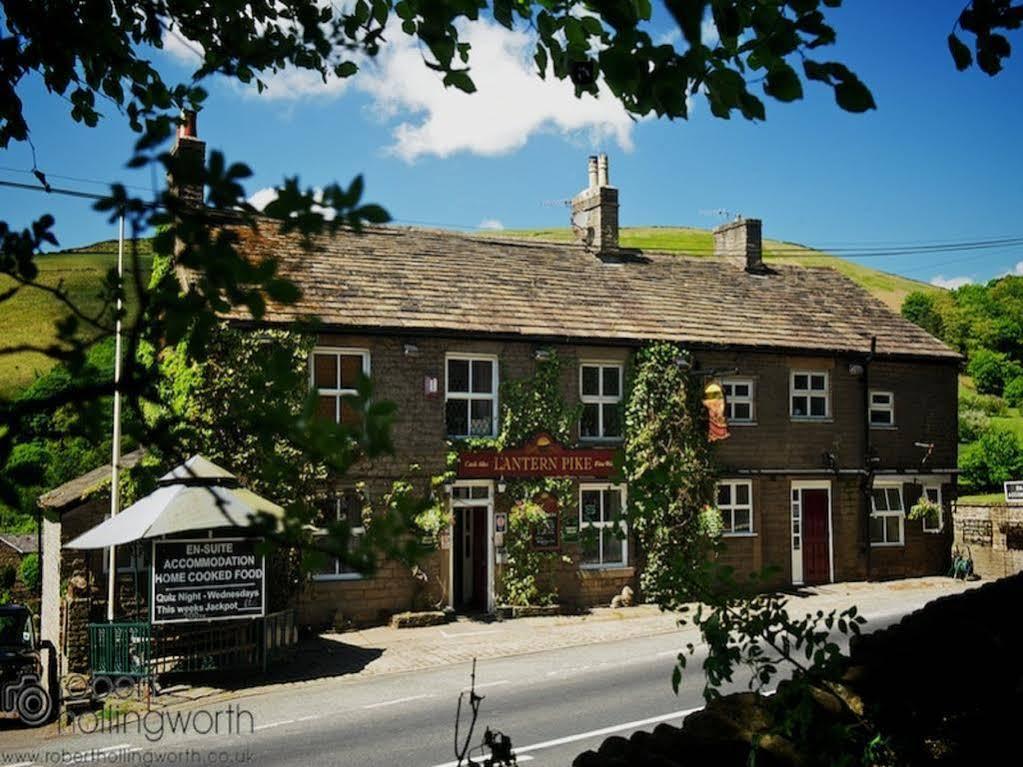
0,240 -> 154,398
0,226 -> 934,397
496,226 -> 939,311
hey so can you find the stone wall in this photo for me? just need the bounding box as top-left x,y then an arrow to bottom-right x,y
953,503 -> 1023,578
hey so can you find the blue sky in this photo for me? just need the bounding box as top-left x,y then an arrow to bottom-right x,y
2,0 -> 1021,289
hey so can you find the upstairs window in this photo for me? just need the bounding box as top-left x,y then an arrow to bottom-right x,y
446,355 -> 498,437
717,480 -> 754,535
721,378 -> 755,424
870,485 -> 904,546
580,364 -> 623,439
313,488 -> 367,580
311,348 -> 370,426
791,371 -> 829,419
869,391 -> 895,427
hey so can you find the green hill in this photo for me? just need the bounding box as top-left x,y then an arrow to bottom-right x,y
0,227 -> 936,397
0,239 -> 154,398
494,226 -> 938,311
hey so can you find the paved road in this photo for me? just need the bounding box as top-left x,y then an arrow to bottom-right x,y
0,601 -> 921,767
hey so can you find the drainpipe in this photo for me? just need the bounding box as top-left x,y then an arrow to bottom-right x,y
862,336 -> 877,580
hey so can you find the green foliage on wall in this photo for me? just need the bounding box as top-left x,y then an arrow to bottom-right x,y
620,342 -> 718,606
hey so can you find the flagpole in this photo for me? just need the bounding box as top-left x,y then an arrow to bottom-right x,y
107,214 -> 125,622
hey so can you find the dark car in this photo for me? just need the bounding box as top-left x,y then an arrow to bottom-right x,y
0,605 -> 52,726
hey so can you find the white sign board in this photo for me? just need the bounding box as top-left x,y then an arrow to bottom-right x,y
1004,481 -> 1023,505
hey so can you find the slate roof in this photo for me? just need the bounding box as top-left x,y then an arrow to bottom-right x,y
225,223 -> 959,361
37,448 -> 145,511
0,534 -> 38,554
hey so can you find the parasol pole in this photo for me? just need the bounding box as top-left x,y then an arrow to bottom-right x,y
106,214 -> 125,622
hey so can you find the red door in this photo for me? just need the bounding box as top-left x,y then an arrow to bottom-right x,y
471,507 -> 486,609
801,489 -> 831,585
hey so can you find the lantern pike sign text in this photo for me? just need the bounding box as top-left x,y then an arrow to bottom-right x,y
151,538 -> 265,624
457,433 -> 617,479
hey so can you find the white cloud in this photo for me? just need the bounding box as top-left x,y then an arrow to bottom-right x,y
247,185 -> 335,219
162,17 -> 636,158
248,187 -> 279,211
1013,261 -> 1023,275
930,275 -> 973,290
478,218 -> 504,230
358,21 -> 635,161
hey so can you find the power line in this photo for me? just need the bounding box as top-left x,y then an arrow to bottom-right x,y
0,166 -> 154,193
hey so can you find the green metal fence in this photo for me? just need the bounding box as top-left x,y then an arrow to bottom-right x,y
88,622 -> 152,678
88,611 -> 297,680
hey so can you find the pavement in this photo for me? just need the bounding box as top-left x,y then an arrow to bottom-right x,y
0,575 -> 979,766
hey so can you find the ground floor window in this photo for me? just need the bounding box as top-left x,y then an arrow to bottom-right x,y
716,480 -> 754,535
313,487 -> 367,580
579,484 -> 627,568
870,485 -> 904,546
922,484 -> 943,533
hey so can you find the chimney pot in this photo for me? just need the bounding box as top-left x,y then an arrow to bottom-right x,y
713,217 -> 765,274
167,110 -> 206,207
571,154 -> 619,251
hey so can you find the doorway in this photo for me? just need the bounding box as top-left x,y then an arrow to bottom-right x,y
449,481 -> 494,613
453,506 -> 486,611
790,481 -> 833,586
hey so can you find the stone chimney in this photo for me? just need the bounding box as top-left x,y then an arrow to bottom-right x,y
713,216 -> 766,274
167,110 -> 206,207
571,153 -> 618,251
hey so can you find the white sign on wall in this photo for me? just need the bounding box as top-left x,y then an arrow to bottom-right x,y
1004,481 -> 1023,505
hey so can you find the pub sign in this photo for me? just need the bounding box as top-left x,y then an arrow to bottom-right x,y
457,433 -> 617,479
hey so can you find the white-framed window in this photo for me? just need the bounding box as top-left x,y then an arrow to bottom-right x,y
102,545 -> 149,574
870,484 -> 905,546
579,484 -> 628,568
311,347 -> 371,426
922,484 -> 944,533
716,480 -> 754,535
721,378 -> 755,424
445,354 -> 498,437
313,487 -> 367,581
869,390 -> 895,427
790,371 -> 830,419
580,363 -> 623,439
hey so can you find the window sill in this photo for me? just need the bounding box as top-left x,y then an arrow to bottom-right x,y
722,532 -> 757,538
311,573 -> 365,582
790,417 -> 834,424
579,565 -> 635,577
579,436 -> 624,444
869,542 -> 905,548
870,425 -> 898,431
923,528 -> 945,534
727,421 -> 757,427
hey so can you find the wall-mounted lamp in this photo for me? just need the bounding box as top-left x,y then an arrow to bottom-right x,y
404,343 -> 420,357
848,363 -> 865,377
534,348 -> 553,361
497,479 -> 507,493
443,482 -> 453,495
674,354 -> 693,372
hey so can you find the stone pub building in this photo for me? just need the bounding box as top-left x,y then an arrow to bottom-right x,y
172,125 -> 959,627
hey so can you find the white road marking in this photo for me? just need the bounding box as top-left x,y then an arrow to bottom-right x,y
254,718 -> 296,731
514,708 -> 700,754
656,649 -> 679,657
295,714 -> 321,722
430,754 -> 534,767
5,761 -> 35,767
363,694 -> 435,709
